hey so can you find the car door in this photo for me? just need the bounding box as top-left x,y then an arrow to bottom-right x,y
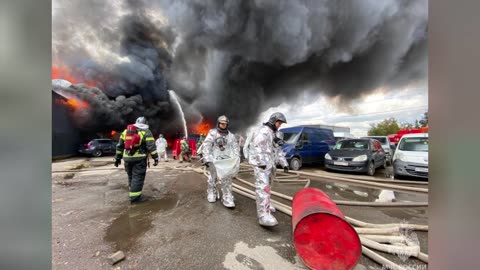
297,132 -> 312,163
374,141 -> 384,167
99,139 -> 113,153
314,130 -> 331,163
370,140 -> 379,166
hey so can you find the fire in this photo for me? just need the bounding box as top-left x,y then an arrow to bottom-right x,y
111,130 -> 117,136
195,121 -> 213,135
55,97 -> 89,110
52,65 -> 96,87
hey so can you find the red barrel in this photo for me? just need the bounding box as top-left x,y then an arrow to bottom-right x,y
292,188 -> 361,270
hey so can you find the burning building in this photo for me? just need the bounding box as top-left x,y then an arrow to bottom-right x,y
52,0 -> 427,148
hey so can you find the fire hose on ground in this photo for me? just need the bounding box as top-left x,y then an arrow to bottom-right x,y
199,165 -> 429,269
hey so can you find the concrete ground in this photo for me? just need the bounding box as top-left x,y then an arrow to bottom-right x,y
52,156 -> 428,270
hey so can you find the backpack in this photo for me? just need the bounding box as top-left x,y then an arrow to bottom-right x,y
124,124 -> 141,156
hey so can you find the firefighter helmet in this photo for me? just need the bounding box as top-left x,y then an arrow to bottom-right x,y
135,116 -> 148,125
217,115 -> 229,124
267,112 -> 287,125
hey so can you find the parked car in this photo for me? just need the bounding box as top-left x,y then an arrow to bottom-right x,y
392,133 -> 428,179
361,136 -> 396,165
280,126 -> 336,171
79,139 -> 117,157
334,132 -> 356,142
324,138 -> 387,176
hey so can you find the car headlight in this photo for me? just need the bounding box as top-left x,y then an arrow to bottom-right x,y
353,155 -> 367,162
325,153 -> 332,160
393,153 -> 404,162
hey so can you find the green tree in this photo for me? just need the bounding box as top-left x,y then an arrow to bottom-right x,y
401,122 -> 414,129
419,112 -> 428,127
414,119 -> 421,129
368,118 -> 401,136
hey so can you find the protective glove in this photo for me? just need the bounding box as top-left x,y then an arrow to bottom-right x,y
258,165 -> 266,170
114,158 -> 121,167
283,166 -> 289,173
153,158 -> 159,166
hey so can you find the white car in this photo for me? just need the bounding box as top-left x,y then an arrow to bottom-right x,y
392,133 -> 428,179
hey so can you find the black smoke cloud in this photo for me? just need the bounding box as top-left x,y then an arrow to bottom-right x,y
53,0 -> 427,133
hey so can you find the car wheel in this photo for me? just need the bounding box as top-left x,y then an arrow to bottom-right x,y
367,160 -> 375,176
92,150 -> 103,157
289,157 -> 302,171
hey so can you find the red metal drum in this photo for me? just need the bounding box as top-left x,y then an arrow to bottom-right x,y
292,188 -> 361,270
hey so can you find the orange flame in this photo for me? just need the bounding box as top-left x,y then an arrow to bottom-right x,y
52,65 -> 96,87
55,97 -> 89,110
111,130 -> 117,136
195,121 -> 213,135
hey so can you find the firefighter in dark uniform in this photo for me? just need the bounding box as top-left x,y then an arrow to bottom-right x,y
179,136 -> 192,163
114,117 -> 159,203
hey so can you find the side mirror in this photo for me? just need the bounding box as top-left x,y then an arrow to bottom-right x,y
390,143 -> 396,149
296,140 -> 304,148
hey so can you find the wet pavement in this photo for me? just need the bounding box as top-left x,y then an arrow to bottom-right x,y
52,157 -> 428,269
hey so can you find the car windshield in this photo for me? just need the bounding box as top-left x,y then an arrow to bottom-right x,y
283,132 -> 301,144
364,137 -> 387,144
334,140 -> 369,150
398,137 -> 428,152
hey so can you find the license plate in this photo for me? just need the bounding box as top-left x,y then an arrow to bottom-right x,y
415,167 -> 428,172
334,161 -> 349,166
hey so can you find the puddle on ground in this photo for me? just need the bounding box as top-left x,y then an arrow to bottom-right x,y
308,180 -> 428,203
380,208 -> 428,221
104,195 -> 179,251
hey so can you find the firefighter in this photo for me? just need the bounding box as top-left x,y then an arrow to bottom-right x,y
196,134 -> 205,159
155,134 -> 168,162
179,136 -> 191,163
244,112 -> 287,226
114,116 -> 159,203
202,115 -> 240,207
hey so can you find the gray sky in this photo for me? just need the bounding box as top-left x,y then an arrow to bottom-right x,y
255,84 -> 428,137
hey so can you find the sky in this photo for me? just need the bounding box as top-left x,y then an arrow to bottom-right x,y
255,84 -> 428,137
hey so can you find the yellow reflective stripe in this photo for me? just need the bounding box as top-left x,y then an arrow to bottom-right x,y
146,137 -> 155,141
116,150 -> 123,154
123,152 -> 147,158
129,191 -> 142,197
151,150 -> 158,155
120,130 -> 127,140
134,131 -> 145,146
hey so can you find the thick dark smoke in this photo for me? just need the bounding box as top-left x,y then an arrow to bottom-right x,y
53,0 -> 427,133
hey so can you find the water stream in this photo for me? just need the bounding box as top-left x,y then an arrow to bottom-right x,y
168,90 -> 188,138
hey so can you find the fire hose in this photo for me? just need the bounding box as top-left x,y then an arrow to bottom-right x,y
201,165 -> 429,268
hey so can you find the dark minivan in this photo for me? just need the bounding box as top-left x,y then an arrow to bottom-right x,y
280,126 -> 336,171
79,139 -> 118,157
324,138 -> 386,176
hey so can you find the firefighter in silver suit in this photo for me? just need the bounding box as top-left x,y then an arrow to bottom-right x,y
202,115 -> 240,208
244,112 -> 287,226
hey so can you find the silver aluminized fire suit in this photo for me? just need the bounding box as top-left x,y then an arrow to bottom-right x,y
202,128 -> 240,207
244,124 -> 280,226
273,142 -> 289,175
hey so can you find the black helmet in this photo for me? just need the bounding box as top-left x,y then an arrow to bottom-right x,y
267,112 -> 287,125
135,116 -> 148,125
